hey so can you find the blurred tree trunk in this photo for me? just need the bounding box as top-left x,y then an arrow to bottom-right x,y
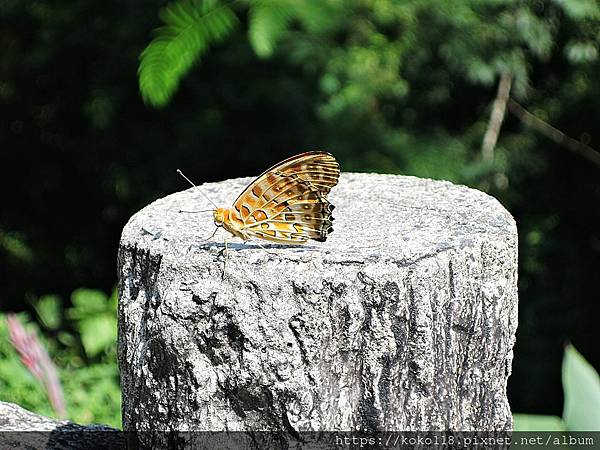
481,72 -> 513,163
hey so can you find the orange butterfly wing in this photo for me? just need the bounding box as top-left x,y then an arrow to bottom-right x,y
232,151 -> 340,244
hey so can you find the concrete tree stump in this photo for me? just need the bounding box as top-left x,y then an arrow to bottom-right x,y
118,173 -> 518,441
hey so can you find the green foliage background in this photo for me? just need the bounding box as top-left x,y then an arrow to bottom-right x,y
1,0 -> 600,427
0,290 -> 120,427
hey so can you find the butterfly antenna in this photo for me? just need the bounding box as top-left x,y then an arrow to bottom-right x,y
177,169 -> 218,209
179,209 -> 214,213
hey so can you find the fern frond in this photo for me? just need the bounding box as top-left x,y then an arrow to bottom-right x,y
248,0 -> 295,58
138,0 -> 238,108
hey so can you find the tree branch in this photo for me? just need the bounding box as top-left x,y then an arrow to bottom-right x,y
508,98 -> 600,168
481,72 -> 513,163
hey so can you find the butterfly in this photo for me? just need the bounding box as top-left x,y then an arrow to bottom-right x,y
218,151 -> 340,245
180,151 -> 340,246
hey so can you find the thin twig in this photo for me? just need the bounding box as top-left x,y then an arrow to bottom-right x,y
481,71 -> 513,162
508,98 -> 600,168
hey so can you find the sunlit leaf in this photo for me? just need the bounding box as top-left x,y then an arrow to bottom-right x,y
138,0 -> 238,107
562,344 -> 600,431
69,288 -> 108,318
552,0 -> 600,20
79,316 -> 116,358
513,413 -> 565,431
67,288 -> 117,358
565,41 -> 598,64
34,295 -> 62,330
248,0 -> 294,58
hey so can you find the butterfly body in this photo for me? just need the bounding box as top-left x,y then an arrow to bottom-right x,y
212,151 -> 340,245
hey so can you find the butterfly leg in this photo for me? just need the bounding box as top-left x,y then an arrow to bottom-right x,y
199,227 -> 218,243
221,236 -> 228,279
250,240 -> 271,252
248,239 -> 279,258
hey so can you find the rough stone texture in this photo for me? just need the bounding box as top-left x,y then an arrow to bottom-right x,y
118,173 -> 518,435
0,401 -> 122,449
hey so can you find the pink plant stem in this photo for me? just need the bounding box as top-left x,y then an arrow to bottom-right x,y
7,314 -> 67,418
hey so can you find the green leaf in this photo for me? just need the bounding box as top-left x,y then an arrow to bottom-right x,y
79,316 -> 117,358
34,294 -> 62,330
562,344 -> 600,431
292,0 -> 342,34
552,0 -> 600,20
0,230 -> 34,263
565,41 -> 598,64
248,0 -> 294,58
138,0 -> 238,107
57,331 -> 77,348
513,414 -> 565,431
108,288 -> 118,312
68,288 -> 108,319
62,361 -> 121,427
66,288 -> 117,358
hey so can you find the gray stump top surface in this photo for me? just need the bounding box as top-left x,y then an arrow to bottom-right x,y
121,173 -> 515,265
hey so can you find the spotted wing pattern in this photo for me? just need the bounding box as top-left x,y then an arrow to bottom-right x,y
232,151 -> 339,244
